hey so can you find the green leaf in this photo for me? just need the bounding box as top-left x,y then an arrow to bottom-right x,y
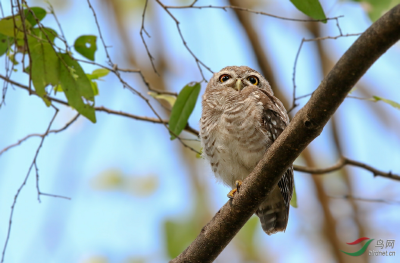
0,33 -> 13,57
85,68 -> 109,96
91,68 -> 109,79
53,84 -> 63,93
290,0 -> 327,22
90,80 -> 99,96
31,27 -> 58,42
169,83 -> 201,140
86,68 -> 109,80
0,15 -> 32,38
74,35 -> 97,61
373,96 -> 400,110
58,53 -> 96,122
28,37 -> 59,100
24,7 -> 47,27
290,180 -> 298,208
148,91 -> 177,109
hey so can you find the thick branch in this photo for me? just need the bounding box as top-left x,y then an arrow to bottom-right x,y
172,5 -> 400,263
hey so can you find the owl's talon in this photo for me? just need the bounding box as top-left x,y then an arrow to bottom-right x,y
227,188 -> 237,199
235,180 -> 243,191
227,180 -> 243,199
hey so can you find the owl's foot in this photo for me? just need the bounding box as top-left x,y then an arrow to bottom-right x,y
227,180 -> 243,199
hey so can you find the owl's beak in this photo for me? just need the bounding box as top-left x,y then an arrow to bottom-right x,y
235,79 -> 244,91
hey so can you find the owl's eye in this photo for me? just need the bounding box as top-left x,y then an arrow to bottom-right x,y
247,76 -> 259,85
219,74 -> 231,83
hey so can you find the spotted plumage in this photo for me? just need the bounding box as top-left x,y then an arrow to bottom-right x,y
200,66 -> 293,235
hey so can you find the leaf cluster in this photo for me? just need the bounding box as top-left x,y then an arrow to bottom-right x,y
0,6 -> 107,122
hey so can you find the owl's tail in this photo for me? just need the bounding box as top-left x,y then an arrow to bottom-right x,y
255,188 -> 289,235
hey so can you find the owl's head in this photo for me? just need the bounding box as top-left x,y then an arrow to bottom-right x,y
206,66 -> 273,95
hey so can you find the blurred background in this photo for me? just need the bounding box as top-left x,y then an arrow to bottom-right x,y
0,0 -> 400,262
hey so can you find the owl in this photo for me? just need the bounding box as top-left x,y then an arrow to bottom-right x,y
199,66 -> 293,235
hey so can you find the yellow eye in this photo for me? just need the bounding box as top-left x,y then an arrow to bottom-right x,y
219,74 -> 231,83
247,76 -> 259,85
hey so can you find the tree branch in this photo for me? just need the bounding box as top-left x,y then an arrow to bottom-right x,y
165,3 -> 342,23
0,74 -> 199,137
0,113 -> 80,156
328,195 -> 400,206
3,74 -> 396,181
294,157 -> 400,181
171,5 -> 400,262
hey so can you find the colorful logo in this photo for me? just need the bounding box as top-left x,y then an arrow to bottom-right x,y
341,237 -> 374,256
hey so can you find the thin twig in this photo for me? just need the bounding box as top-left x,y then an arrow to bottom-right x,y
1,106 -> 59,263
16,0 -> 32,94
0,74 -> 200,137
140,0 -> 158,75
35,162 -> 71,201
47,2 -> 69,51
86,0 -> 112,64
289,33 -> 362,113
165,4 -> 343,23
34,162 -> 41,202
328,195 -> 400,205
294,156 -> 400,181
0,114 -> 80,156
346,95 -> 374,101
39,192 -> 71,200
76,58 -> 140,73
156,0 -> 213,82
1,1 -> 19,107
86,0 -> 200,151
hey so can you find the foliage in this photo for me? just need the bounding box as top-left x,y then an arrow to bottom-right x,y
372,96 -> 400,110
0,6 -> 101,122
290,0 -> 326,22
169,82 -> 201,140
352,0 -> 400,21
74,35 -> 98,61
148,91 -> 177,110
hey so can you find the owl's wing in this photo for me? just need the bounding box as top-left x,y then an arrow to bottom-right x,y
258,89 -> 293,208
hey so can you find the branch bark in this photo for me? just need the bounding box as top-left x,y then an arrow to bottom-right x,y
171,5 -> 400,263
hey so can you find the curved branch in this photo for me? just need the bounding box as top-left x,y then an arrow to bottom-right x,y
0,114 -> 80,156
0,74 -> 199,137
294,157 -> 400,181
171,5 -> 400,263
328,195 -> 400,206
165,4 -> 342,23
